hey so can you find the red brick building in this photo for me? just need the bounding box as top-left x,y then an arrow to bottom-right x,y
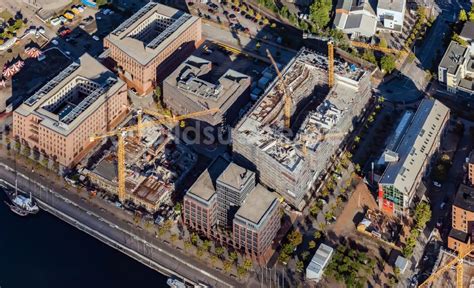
183,157 -> 281,262
104,3 -> 201,95
448,184 -> 474,252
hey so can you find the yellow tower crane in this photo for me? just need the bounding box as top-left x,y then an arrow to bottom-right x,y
90,108 -> 219,202
328,41 -> 335,88
266,49 -> 291,129
419,245 -> 474,288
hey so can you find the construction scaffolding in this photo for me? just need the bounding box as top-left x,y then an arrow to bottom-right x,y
233,48 -> 372,210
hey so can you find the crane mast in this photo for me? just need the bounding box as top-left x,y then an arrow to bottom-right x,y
266,49 -> 291,129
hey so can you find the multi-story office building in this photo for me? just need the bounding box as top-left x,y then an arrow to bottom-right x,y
216,162 -> 255,227
232,184 -> 280,258
448,184 -> 474,252
13,54 -> 127,168
104,2 -> 201,95
163,55 -> 251,127
183,157 -> 280,261
378,99 -> 450,216
183,156 -> 229,236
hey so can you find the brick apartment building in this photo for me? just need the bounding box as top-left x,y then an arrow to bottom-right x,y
104,2 -> 201,95
233,184 -> 281,257
13,54 -> 127,168
467,151 -> 474,186
183,156 -> 280,261
448,184 -> 474,252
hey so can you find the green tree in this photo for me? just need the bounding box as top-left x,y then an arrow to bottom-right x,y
379,38 -> 388,48
202,240 -> 212,251
380,55 -> 396,73
309,203 -> 320,217
296,260 -> 305,272
223,260 -> 233,272
354,136 -> 361,143
190,233 -> 199,246
309,0 -> 332,29
243,259 -> 253,271
184,241 -> 192,251
279,251 -> 290,263
470,11 -> 474,21
215,246 -> 225,258
287,230 -> 303,247
354,163 -> 361,173
174,202 -> 182,214
153,86 -> 161,102
452,33 -> 468,46
301,251 -> 310,261
237,266 -> 248,278
314,230 -> 322,240
362,50 -> 377,64
229,251 -> 238,263
309,240 -> 316,249
414,201 -> 432,230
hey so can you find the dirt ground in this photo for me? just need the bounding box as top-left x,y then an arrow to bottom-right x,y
331,182 -> 378,237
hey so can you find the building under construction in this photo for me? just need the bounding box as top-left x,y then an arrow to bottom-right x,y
233,48 -> 372,210
81,115 -> 197,212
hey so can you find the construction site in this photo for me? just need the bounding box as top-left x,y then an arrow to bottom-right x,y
80,114 -> 197,213
233,47 -> 373,210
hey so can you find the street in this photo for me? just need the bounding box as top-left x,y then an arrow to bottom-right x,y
0,159 -> 240,288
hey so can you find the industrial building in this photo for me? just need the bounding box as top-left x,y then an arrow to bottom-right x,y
82,116 -> 197,212
13,54 -> 128,168
448,184 -> 474,253
104,2 -> 201,95
378,99 -> 450,216
233,48 -> 372,210
438,41 -> 474,96
183,157 -> 280,261
163,55 -> 251,127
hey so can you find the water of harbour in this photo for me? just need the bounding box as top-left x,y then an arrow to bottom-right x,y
0,197 -> 167,288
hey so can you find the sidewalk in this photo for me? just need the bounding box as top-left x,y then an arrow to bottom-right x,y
0,147 -> 242,287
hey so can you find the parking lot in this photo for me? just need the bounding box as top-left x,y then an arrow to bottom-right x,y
188,1 -> 280,42
9,48 -> 72,110
193,40 -> 269,81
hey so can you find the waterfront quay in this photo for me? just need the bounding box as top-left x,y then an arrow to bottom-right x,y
0,159 -> 238,288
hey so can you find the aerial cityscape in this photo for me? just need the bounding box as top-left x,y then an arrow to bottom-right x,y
1,0 -> 474,287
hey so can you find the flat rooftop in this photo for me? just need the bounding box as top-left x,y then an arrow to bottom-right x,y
235,184 -> 277,225
439,41 -> 468,75
105,2 -> 199,65
380,99 -> 449,192
165,55 -> 250,110
377,0 -> 405,12
187,156 -> 230,201
454,184 -> 474,212
217,161 -> 254,191
15,53 -> 124,136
